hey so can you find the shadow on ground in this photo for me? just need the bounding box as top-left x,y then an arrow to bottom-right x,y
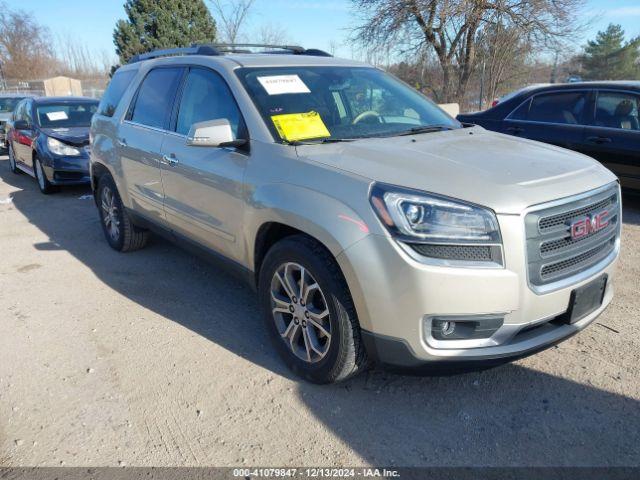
1,158 -> 639,466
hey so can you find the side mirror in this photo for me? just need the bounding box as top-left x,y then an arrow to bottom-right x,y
14,120 -> 31,130
186,119 -> 246,148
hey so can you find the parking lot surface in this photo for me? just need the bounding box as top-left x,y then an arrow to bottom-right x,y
1,155 -> 639,467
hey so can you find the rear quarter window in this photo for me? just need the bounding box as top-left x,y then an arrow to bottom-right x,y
97,69 -> 137,117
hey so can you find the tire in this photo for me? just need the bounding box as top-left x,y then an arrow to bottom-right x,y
258,235 -> 368,383
33,156 -> 57,194
8,144 -> 20,174
96,174 -> 148,252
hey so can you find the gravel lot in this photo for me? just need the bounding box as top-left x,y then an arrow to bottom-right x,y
0,154 -> 639,467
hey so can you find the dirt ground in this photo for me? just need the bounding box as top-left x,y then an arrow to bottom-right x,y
1,154 -> 639,467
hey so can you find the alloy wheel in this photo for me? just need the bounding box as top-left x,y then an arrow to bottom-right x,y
270,262 -> 332,363
35,159 -> 46,191
101,186 -> 121,242
9,146 -> 16,170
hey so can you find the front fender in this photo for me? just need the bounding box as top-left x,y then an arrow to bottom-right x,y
244,182 -> 374,269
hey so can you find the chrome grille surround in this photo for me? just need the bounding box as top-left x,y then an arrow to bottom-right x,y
524,183 -> 621,294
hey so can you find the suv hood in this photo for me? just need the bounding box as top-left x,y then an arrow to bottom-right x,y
42,126 -> 90,147
295,127 -> 617,214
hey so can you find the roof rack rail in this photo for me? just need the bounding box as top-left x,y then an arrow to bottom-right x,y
128,45 -> 220,64
198,43 -> 332,57
127,43 -> 332,64
209,43 -> 306,54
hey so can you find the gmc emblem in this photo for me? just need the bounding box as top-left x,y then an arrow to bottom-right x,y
570,210 -> 609,240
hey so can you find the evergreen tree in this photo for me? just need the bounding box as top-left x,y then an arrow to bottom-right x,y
113,0 -> 216,64
582,24 -> 640,80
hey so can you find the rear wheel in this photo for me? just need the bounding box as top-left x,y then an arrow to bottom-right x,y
33,156 -> 56,194
8,144 -> 20,174
97,174 -> 148,252
258,235 -> 367,383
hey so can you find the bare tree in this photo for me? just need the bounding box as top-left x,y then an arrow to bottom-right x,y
352,0 -> 586,103
328,40 -> 340,56
210,0 -> 256,44
478,21 -> 532,105
255,22 -> 291,45
0,2 -> 58,80
56,34 -> 107,78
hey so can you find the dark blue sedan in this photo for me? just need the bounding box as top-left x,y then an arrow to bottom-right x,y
457,82 -> 640,192
7,96 -> 98,194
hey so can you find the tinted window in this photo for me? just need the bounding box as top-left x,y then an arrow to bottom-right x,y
176,68 -> 243,137
528,92 -> 586,125
130,68 -> 183,129
36,102 -> 98,128
595,91 -> 639,131
509,98 -> 530,120
97,69 -> 137,117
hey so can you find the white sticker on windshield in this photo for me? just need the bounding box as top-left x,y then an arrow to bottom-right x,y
46,111 -> 68,121
257,75 -> 310,95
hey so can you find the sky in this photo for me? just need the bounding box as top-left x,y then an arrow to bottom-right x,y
19,0 -> 640,62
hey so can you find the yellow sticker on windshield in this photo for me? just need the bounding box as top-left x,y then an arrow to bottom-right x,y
271,111 -> 331,142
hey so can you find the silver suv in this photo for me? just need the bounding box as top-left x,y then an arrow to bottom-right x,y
90,44 -> 621,383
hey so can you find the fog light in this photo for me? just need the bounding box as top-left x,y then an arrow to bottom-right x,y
429,315 -> 504,341
435,320 -> 456,337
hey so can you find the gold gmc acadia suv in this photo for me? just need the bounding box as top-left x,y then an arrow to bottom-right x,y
89,44 -> 621,383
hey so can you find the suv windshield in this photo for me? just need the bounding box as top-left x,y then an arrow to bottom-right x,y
0,97 -> 23,113
36,102 -> 98,128
237,66 -> 458,142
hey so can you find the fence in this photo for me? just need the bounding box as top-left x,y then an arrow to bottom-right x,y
1,77 -> 108,99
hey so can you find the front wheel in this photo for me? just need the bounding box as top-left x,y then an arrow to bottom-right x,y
96,175 -> 148,252
8,144 -> 20,174
258,235 -> 367,383
33,156 -> 56,194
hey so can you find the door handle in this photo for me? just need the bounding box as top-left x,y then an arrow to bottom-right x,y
587,136 -> 612,144
161,154 -> 179,166
506,126 -> 524,134
117,137 -> 127,147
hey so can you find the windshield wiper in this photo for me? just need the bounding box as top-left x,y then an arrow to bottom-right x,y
395,125 -> 455,136
286,138 -> 357,146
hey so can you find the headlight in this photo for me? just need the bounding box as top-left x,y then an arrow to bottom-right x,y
47,137 -> 81,156
370,183 -> 503,265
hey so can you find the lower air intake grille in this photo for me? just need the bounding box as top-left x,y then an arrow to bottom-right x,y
410,244 -> 499,263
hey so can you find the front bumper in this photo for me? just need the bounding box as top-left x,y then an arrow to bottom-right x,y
42,154 -> 91,185
336,212 -> 619,368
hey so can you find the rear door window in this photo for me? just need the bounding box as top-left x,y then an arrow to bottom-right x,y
129,67 -> 184,130
97,69 -> 137,117
527,92 -> 587,125
594,91 -> 640,131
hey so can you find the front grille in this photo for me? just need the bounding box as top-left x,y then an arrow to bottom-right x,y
525,184 -> 620,287
538,195 -> 615,232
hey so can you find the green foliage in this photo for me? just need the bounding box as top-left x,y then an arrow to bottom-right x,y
582,24 -> 640,80
113,0 -> 216,65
